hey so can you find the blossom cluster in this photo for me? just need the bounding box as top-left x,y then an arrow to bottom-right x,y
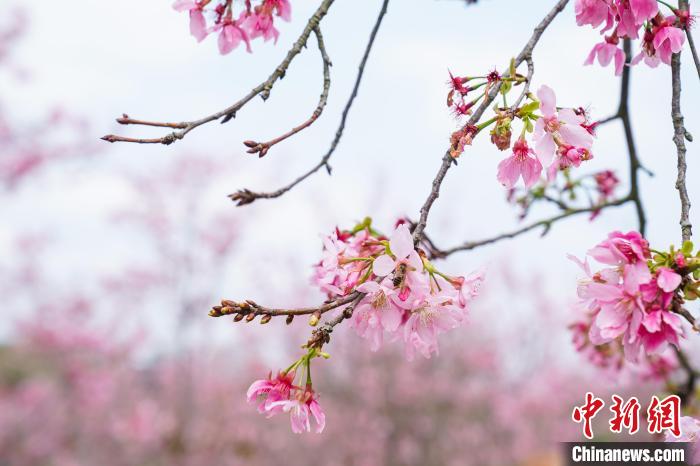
575,0 -> 691,74
447,72 -> 596,189
172,0 -> 291,54
314,220 -> 484,360
247,350 -> 326,434
572,231 -> 700,366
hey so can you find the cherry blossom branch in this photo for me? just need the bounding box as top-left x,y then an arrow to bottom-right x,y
427,196 -> 632,258
306,294 -> 363,349
510,55 -> 534,111
229,0 -> 390,206
427,38 -> 655,259
209,292 -> 359,323
619,38 -> 648,235
671,2 -> 693,243
412,0 -> 572,245
242,26 -> 332,158
101,0 -> 335,146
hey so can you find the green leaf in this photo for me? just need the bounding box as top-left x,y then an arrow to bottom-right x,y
518,101 -> 540,116
500,81 -> 512,95
682,240 -> 694,255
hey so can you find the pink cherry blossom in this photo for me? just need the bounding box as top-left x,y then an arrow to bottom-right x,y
575,0 -> 613,28
572,232 -> 686,362
268,388 -> 325,434
533,85 -> 594,168
584,40 -> 625,75
653,23 -> 685,65
594,170 -> 619,200
172,0 -> 208,42
656,267 -> 682,293
372,223 -> 422,278
216,19 -> 252,55
266,0 -> 292,22
496,137 -> 543,188
587,230 -> 651,288
246,371 -> 297,416
352,280 -> 404,351
242,12 -> 280,43
633,305 -> 683,355
629,0 -> 659,25
402,292 -> 464,361
313,228 -> 382,298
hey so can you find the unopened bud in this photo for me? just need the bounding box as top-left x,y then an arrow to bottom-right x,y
245,313 -> 256,323
233,313 -> 245,322
260,314 -> 272,325
221,299 -> 236,307
243,140 -> 259,148
286,315 -> 294,325
258,147 -> 269,158
309,311 -> 321,327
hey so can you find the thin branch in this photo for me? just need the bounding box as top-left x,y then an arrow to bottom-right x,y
101,0 -> 335,145
229,0 -> 390,206
209,292 -> 359,321
412,0 -> 572,244
510,55 -> 534,111
620,38 -> 647,235
242,26 -> 332,158
306,294 -> 363,349
671,2 -> 693,242
686,25 -> 700,80
430,197 -> 631,257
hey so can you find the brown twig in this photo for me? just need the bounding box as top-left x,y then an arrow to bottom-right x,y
209,292 -> 359,321
619,38 -> 647,235
429,197 -> 631,257
242,26 -> 332,158
510,55 -> 534,111
671,3 -> 693,243
412,0 -> 572,245
101,0 -> 336,145
306,294 -> 363,349
229,0 -> 390,206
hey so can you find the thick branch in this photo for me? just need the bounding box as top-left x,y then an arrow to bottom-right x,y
671,4 -> 693,242
102,0 -> 335,145
412,0 -> 571,244
229,0 -> 390,206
